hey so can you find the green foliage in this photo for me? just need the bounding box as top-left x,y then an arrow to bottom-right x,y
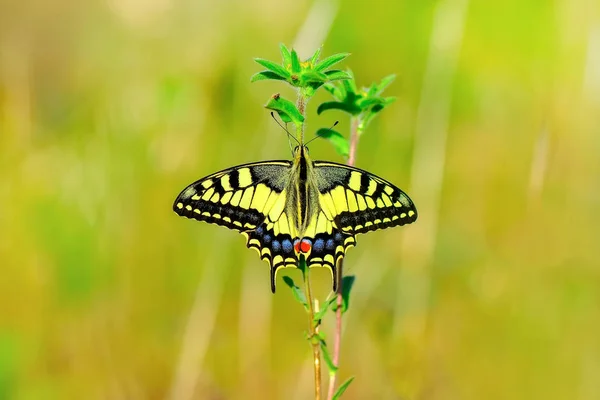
265,93 -> 305,126
316,128 -> 349,159
251,43 -> 351,97
331,276 -> 355,314
318,72 -> 396,132
283,276 -> 309,311
312,295 -> 337,325
256,45 -> 393,399
317,73 -> 397,158
319,339 -> 338,375
332,377 -> 355,400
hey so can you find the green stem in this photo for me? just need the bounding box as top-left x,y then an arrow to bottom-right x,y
303,262 -> 321,400
297,90 -> 321,400
326,115 -> 360,400
296,89 -> 310,143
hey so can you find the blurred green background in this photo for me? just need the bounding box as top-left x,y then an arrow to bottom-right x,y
1,0 -> 599,399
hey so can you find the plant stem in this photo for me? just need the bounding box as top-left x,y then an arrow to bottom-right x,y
296,89 -> 308,143
346,116 -> 360,166
304,265 -> 321,400
297,90 -> 321,400
326,116 -> 360,400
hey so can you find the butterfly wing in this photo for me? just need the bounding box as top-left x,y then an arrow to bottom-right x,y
297,161 -> 417,291
313,161 -> 418,234
173,161 -> 299,292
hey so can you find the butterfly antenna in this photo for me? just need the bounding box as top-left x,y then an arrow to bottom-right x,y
305,121 -> 339,147
270,112 -> 300,153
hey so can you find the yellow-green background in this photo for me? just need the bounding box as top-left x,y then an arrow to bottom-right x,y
1,0 -> 599,399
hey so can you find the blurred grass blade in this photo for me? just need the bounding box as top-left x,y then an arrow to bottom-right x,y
332,376 -> 355,400
316,128 -> 349,158
315,53 -> 350,71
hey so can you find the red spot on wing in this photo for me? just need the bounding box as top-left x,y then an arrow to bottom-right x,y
293,238 -> 312,254
299,239 -> 312,253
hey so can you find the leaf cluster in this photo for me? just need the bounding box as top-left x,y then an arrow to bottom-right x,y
251,44 -> 351,98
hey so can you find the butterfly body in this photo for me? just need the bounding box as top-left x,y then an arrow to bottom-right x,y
173,145 -> 417,292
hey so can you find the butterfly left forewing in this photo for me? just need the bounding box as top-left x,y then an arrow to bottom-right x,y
173,161 -> 292,232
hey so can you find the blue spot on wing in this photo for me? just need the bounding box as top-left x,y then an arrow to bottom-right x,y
282,239 -> 293,254
313,238 -> 325,253
325,239 -> 335,250
272,240 -> 281,252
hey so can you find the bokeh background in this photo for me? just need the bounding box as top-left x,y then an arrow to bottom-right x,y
1,0 -> 599,399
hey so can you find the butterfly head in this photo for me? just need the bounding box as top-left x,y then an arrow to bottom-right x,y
293,145 -> 310,159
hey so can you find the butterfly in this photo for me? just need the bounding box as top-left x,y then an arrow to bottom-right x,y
173,144 -> 417,293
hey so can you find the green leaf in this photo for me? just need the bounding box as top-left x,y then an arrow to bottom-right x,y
325,70 -> 352,81
309,47 -> 321,66
369,97 -> 395,115
301,70 -> 328,83
317,101 -> 360,115
279,43 -> 292,67
316,128 -> 349,158
290,49 -> 301,73
332,275 -> 355,313
332,376 -> 355,400
250,71 -> 288,83
356,97 -> 386,109
320,341 -> 338,375
254,58 -> 290,79
282,276 -> 309,311
265,94 -> 305,126
376,74 -> 396,94
315,52 -> 350,71
312,297 -> 334,324
342,75 -> 357,94
298,255 -> 307,275
323,83 -> 342,100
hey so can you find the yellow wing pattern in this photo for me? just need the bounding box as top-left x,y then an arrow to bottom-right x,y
174,161 -> 303,292
173,159 -> 417,293
281,162 -> 417,293
313,161 -> 417,234
173,161 -> 291,232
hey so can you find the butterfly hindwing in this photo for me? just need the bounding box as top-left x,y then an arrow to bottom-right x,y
313,161 -> 418,234
244,221 -> 299,292
302,224 -> 356,292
